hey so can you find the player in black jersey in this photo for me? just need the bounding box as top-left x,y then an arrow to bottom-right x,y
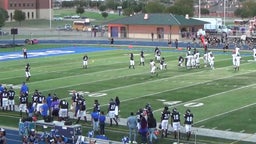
184,109 -> 193,141
25,63 -> 31,81
75,96 -> 87,124
161,106 -> 170,138
171,108 -> 181,139
139,51 -> 145,66
159,57 -> 167,70
36,93 -> 45,114
59,99 -> 68,121
8,87 -> 15,111
82,54 -> 89,69
1,88 -> 8,111
93,99 -> 100,113
108,98 -> 118,126
32,90 -> 39,112
129,53 -> 135,69
19,93 -> 28,116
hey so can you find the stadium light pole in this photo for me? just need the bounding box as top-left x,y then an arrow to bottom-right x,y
198,0 -> 201,18
49,0 -> 52,30
223,0 -> 226,25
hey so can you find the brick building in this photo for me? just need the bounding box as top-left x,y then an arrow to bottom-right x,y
107,13 -> 207,40
0,0 -> 52,21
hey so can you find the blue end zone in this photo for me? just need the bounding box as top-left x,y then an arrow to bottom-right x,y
0,46 -> 115,61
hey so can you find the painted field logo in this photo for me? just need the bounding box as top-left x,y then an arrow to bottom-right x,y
68,90 -> 107,97
163,101 -> 182,106
184,102 -> 204,107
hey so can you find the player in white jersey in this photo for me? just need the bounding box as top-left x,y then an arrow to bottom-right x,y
235,46 -> 240,55
194,51 -> 200,68
234,54 -> 241,71
232,52 -> 237,68
186,54 -> 193,69
150,59 -> 157,76
253,48 -> 256,61
209,53 -> 215,70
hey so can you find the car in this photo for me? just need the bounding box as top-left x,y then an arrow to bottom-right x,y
64,16 -> 71,19
0,30 -> 9,36
53,17 -> 63,21
71,15 -> 80,19
64,24 -> 72,31
56,26 -> 66,31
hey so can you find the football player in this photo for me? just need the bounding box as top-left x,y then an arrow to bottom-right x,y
160,106 -> 170,138
184,109 -> 194,141
59,99 -> 69,121
139,51 -> 145,66
25,63 -> 31,81
76,96 -> 87,124
19,93 -> 28,116
82,54 -> 89,69
8,87 -> 16,111
1,88 -> 8,111
234,54 -> 241,71
171,108 -> 181,139
108,98 -> 118,126
129,53 -> 135,69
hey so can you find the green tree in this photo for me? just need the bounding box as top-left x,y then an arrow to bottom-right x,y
122,7 -> 134,16
101,12 -> 108,19
0,8 -> 8,28
144,2 -> 165,13
76,6 -> 84,15
99,5 -> 107,12
201,8 -> 209,15
13,10 -> 25,26
165,0 -> 194,16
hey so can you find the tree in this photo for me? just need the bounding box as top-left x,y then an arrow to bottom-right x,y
234,1 -> 256,18
13,10 -> 25,26
101,12 -> 108,19
144,2 -> 165,13
165,0 -> 194,16
122,7 -> 134,16
76,6 -> 84,15
201,8 -> 209,15
99,5 -> 107,12
0,8 -> 8,28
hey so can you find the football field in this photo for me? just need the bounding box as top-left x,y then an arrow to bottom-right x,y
1,43 -> 256,143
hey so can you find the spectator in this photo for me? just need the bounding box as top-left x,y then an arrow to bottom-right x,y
51,96 -> 60,120
40,100 -> 49,120
27,102 -> 35,117
139,112 -> 148,144
91,108 -> 100,133
110,37 -> 114,45
20,82 -> 29,96
0,128 -> 6,144
46,93 -> 53,113
99,111 -> 106,135
23,47 -> 28,59
127,112 -> 137,144
175,39 -> 178,49
148,112 -> 157,144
